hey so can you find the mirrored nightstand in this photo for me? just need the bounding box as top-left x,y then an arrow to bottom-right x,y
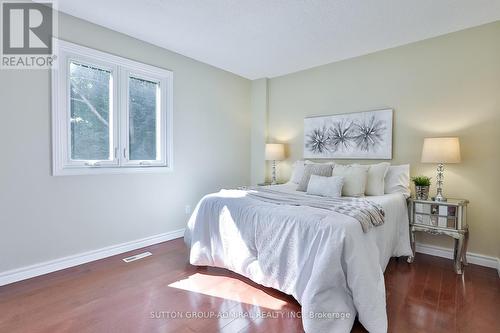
407,198 -> 469,274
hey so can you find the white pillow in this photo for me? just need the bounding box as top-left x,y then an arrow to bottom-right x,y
290,160 -> 305,184
384,164 -> 410,197
364,162 -> 390,196
306,175 -> 344,198
332,164 -> 369,197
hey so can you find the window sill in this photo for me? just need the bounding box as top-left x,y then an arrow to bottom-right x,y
52,166 -> 173,176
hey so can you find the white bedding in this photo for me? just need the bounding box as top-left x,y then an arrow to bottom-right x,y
272,183 -> 412,270
184,183 -> 412,333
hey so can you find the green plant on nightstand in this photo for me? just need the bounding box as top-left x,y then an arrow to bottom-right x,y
412,176 -> 431,200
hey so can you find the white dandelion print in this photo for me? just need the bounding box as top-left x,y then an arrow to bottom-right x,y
304,109 -> 393,159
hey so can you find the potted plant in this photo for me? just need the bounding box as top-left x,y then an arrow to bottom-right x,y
412,176 -> 432,200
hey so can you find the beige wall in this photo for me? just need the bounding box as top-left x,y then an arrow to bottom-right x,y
266,22 -> 500,258
0,12 -> 251,272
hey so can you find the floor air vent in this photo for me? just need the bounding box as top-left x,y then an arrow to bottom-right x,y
122,252 -> 152,263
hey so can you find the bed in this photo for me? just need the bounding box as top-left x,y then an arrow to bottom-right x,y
184,182 -> 412,333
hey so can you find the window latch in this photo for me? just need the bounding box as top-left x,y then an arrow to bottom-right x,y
139,161 -> 152,166
85,161 -> 101,167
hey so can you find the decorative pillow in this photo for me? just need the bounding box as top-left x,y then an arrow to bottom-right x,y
290,160 -> 335,184
304,160 -> 335,165
306,175 -> 344,198
364,162 -> 390,196
332,164 -> 369,197
384,164 -> 410,197
290,160 -> 306,184
297,164 -> 333,191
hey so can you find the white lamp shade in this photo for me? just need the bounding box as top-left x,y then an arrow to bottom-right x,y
265,143 -> 285,161
421,137 -> 461,164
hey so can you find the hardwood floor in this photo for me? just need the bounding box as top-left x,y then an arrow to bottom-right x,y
1,238 -> 498,333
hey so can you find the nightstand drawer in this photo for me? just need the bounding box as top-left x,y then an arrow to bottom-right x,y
414,214 -> 457,229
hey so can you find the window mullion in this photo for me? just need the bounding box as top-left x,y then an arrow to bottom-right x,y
110,64 -> 119,166
118,67 -> 128,166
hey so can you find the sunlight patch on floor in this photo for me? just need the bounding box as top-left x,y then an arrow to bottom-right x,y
168,273 -> 287,310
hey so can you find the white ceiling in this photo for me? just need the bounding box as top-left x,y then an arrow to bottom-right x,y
57,0 -> 500,79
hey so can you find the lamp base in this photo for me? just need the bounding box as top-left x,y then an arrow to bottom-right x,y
271,160 -> 277,185
433,163 -> 447,202
432,194 -> 447,202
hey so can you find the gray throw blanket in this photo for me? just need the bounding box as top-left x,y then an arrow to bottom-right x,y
247,188 -> 385,232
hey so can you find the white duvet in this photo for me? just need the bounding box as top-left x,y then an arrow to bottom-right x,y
184,183 -> 412,333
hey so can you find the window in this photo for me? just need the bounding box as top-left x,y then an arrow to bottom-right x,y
52,40 -> 173,175
69,61 -> 114,164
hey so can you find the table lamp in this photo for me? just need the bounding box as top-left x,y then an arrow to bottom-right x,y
265,143 -> 285,185
421,137 -> 461,202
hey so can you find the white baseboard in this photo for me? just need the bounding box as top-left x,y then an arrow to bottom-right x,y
0,228 -> 185,287
415,242 -> 500,276
2,233 -> 496,287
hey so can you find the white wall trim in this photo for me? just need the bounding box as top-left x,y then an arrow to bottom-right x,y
0,228 -> 185,287
415,242 -> 500,276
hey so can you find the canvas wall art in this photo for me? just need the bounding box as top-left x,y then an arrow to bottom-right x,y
304,109 -> 393,159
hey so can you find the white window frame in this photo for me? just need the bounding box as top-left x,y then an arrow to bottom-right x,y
52,39 -> 173,175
